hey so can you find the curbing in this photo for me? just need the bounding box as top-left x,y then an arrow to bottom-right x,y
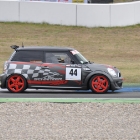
0,98 -> 140,103
0,83 -> 140,103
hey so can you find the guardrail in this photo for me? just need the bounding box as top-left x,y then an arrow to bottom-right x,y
0,1 -> 140,27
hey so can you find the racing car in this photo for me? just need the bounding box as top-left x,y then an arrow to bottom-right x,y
0,45 -> 123,93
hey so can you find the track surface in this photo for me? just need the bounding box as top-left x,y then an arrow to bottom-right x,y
0,87 -> 140,98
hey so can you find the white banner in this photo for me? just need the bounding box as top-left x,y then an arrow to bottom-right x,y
23,0 -> 87,3
23,0 -> 58,2
23,0 -> 73,2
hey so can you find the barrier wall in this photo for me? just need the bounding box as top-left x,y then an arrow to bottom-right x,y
20,2 -> 76,25
134,1 -> 140,24
110,2 -> 135,26
0,1 -> 140,27
0,1 -> 19,21
77,4 -> 110,27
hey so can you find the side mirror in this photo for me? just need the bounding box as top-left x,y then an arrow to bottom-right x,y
71,60 -> 75,64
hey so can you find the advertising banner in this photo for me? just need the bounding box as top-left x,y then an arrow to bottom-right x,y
23,0 -> 87,3
23,0 -> 58,2
23,0 -> 72,2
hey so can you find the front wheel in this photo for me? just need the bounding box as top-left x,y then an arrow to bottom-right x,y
6,74 -> 27,93
90,75 -> 110,93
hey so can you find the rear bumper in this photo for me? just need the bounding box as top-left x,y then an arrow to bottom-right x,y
0,74 -> 7,88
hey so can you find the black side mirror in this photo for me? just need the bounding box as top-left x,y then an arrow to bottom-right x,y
71,60 -> 75,64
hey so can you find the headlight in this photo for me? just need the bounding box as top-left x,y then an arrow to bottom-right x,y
3,61 -> 8,73
107,68 -> 117,77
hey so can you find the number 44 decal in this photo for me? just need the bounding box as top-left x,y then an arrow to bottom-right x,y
66,67 -> 81,80
69,69 -> 77,76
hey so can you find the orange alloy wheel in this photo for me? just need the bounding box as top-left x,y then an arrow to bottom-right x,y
90,75 -> 109,93
7,75 -> 26,93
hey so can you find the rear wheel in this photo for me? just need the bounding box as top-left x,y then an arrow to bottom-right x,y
90,75 -> 110,93
6,74 -> 27,93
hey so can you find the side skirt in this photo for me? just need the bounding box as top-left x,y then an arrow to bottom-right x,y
28,85 -> 88,90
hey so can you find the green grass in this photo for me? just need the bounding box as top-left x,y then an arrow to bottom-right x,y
0,22 -> 140,83
0,98 -> 140,103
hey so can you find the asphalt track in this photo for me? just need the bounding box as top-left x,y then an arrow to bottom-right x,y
0,86 -> 140,102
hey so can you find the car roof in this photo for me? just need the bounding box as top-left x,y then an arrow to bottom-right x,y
16,46 -> 75,51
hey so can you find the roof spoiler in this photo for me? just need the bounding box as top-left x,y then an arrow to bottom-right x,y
10,45 -> 19,50
10,43 -> 24,50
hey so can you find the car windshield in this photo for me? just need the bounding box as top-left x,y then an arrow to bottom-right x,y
70,50 -> 89,64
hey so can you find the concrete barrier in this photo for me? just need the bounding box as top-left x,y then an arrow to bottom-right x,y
0,0 -> 140,27
20,2 -> 77,25
134,1 -> 140,24
0,1 -> 19,22
77,4 -> 110,27
110,2 -> 135,26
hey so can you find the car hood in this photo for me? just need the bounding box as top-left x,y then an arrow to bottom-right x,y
86,63 -> 120,73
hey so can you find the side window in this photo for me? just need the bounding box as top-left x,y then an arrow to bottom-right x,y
12,50 -> 43,62
45,52 -> 72,64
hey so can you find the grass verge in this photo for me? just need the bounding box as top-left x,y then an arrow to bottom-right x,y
0,22 -> 140,83
0,98 -> 140,103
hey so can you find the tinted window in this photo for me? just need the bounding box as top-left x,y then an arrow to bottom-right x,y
45,52 -> 72,64
12,50 -> 44,62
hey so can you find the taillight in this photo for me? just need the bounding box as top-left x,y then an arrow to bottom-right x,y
3,61 -> 8,73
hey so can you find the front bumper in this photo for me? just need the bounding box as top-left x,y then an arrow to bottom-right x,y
110,77 -> 123,91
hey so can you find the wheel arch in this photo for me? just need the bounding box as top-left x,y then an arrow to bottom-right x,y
6,73 -> 28,88
0,72 -> 28,89
84,71 -> 113,89
7,72 -> 27,79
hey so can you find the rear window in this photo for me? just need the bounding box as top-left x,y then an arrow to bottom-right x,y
11,50 -> 44,62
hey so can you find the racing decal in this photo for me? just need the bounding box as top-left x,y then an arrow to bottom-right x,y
27,80 -> 42,85
42,80 -> 67,85
6,63 -> 63,81
70,50 -> 79,55
11,61 -> 41,66
6,63 -> 45,79
42,63 -> 65,68
6,64 -> 38,79
66,67 -> 81,80
57,70 -> 65,75
34,72 -> 62,81
102,64 -> 114,69
28,80 -> 67,85
66,64 -> 81,67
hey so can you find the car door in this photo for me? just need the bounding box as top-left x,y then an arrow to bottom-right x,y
40,51 -> 82,87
